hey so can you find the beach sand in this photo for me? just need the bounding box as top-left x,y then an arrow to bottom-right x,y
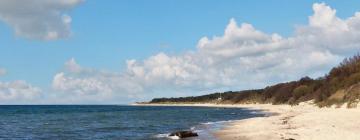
136,103 -> 360,140
214,103 -> 360,140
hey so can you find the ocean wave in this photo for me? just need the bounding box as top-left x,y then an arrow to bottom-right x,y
153,133 -> 169,138
240,108 -> 269,116
153,133 -> 180,139
250,111 -> 264,114
200,120 -> 235,125
154,121 -> 228,140
248,110 -> 273,117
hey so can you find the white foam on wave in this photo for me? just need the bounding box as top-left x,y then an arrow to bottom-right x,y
250,111 -> 262,114
154,120 -> 236,139
153,133 -> 168,138
168,136 -> 180,139
241,108 -> 270,116
249,110 -> 274,117
153,133 -> 180,139
201,120 -> 235,125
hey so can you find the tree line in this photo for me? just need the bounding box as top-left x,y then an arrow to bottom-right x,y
150,54 -> 360,107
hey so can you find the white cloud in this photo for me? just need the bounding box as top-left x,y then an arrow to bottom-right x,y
51,59 -> 145,103
52,3 -> 360,103
0,80 -> 42,104
64,58 -> 83,73
0,68 -> 6,76
0,0 -> 83,40
0,68 -> 42,104
296,3 -> 360,55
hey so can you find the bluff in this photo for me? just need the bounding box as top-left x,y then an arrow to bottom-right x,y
149,54 -> 360,107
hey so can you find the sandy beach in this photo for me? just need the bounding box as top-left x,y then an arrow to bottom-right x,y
215,103 -> 360,140
136,103 -> 360,140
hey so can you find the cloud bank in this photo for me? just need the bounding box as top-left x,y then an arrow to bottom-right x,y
1,3 -> 360,104
50,58 -> 144,103
0,68 -> 42,104
0,80 -> 42,104
0,0 -> 83,40
50,3 -> 360,103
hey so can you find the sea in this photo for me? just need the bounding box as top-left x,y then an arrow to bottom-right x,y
0,105 -> 266,140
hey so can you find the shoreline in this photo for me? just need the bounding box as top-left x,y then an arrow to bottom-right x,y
133,103 -> 264,108
135,103 -> 360,140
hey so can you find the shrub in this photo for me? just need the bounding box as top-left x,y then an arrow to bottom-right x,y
344,72 -> 360,87
293,85 -> 310,99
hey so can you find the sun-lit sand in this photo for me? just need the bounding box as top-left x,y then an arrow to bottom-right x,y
215,102 -> 360,140
136,102 -> 360,140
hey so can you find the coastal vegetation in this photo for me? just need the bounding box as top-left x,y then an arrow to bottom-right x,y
149,54 -> 360,107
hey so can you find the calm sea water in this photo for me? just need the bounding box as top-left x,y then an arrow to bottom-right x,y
0,105 -> 265,140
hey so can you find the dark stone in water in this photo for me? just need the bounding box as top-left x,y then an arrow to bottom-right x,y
169,130 -> 198,138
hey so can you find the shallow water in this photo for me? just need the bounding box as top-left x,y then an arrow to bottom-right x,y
0,105 -> 265,140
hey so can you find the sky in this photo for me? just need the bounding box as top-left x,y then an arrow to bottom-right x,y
1,0 -> 360,104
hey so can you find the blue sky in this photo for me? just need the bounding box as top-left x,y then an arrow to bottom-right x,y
1,0 -> 360,104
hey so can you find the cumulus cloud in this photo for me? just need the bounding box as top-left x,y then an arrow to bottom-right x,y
51,59 -> 144,103
64,58 -> 83,73
52,3 -> 360,102
0,0 -> 83,40
0,68 -> 42,104
296,3 -> 360,55
0,80 -> 42,104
